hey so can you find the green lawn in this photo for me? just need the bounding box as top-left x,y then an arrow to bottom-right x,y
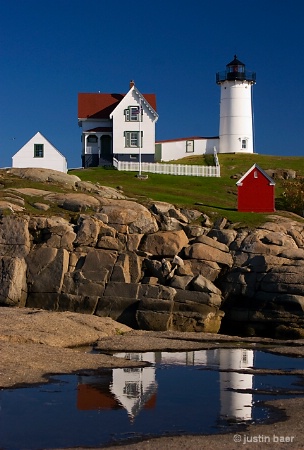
69,153 -> 304,227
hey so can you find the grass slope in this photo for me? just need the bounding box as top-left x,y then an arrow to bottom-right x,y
69,154 -> 304,227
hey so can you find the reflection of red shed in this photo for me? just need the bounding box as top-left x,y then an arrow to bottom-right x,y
236,164 -> 275,212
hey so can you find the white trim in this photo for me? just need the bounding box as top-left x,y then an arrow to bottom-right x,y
236,163 -> 275,186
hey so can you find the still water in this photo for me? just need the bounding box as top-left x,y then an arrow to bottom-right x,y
0,349 -> 303,450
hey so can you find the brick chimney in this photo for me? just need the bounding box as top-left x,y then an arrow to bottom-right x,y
129,80 -> 135,89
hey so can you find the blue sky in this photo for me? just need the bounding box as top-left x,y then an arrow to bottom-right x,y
1,0 -> 304,168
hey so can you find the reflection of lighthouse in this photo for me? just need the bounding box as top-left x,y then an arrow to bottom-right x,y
216,55 -> 256,154
219,349 -> 254,422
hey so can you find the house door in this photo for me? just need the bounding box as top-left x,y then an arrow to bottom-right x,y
100,135 -> 112,162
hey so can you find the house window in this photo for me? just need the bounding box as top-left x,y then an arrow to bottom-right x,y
125,106 -> 142,122
242,350 -> 248,364
34,144 -> 44,158
186,140 -> 194,153
87,135 -> 98,143
241,139 -> 247,149
124,131 -> 142,148
254,171 -> 258,178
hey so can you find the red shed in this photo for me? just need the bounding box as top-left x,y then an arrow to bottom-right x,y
236,164 -> 275,212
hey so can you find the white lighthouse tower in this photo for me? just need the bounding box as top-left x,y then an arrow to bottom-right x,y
216,55 -> 256,154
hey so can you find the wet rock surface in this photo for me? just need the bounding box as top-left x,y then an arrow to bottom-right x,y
1,307 -> 304,450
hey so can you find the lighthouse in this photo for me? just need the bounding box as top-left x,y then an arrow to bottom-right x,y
216,55 -> 256,154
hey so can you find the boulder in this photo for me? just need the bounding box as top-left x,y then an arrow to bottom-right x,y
184,243 -> 233,267
75,216 -> 101,246
278,248 -> 304,260
136,298 -> 173,331
0,216 -> 31,257
26,247 -> 69,294
194,234 -> 230,253
110,254 -> 131,283
207,228 -> 237,246
191,274 -> 222,295
95,296 -> 140,328
184,259 -> 221,281
170,275 -> 193,290
62,271 -> 107,297
29,216 -> 76,250
140,230 -> 189,256
0,201 -> 24,212
26,293 -> 99,315
99,200 -> 158,234
261,231 -> 297,247
103,282 -> 140,299
33,202 -> 50,211
174,290 -> 222,308
171,303 -> 224,333
138,284 -> 176,300
0,257 -> 27,306
8,167 -> 80,186
46,193 -> 100,212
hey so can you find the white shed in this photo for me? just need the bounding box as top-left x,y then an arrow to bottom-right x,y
12,132 -> 67,173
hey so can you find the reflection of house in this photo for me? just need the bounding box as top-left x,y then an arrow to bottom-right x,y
111,353 -> 157,420
12,131 -> 68,173
78,81 -> 158,168
77,353 -> 157,420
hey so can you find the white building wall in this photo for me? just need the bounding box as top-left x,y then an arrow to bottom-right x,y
219,80 -> 254,154
81,119 -> 112,132
12,132 -> 67,173
111,88 -> 157,156
158,137 -> 219,162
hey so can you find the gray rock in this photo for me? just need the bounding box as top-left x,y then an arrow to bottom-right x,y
0,256 -> 27,306
0,216 -> 31,257
26,247 -> 69,294
194,234 -> 230,253
33,202 -> 50,211
207,228 -> 237,246
8,167 -> 80,186
184,243 -> 233,267
103,282 -> 140,298
191,275 -> 222,295
170,275 -> 193,290
99,200 -> 158,234
110,254 -> 131,283
47,193 -> 101,212
141,230 -> 189,256
174,290 -> 222,308
75,216 -> 101,246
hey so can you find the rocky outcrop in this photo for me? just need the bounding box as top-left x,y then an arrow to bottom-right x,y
218,218 -> 304,338
0,196 -> 226,333
1,174 -> 304,338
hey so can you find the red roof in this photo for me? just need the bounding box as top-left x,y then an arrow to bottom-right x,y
78,92 -> 157,119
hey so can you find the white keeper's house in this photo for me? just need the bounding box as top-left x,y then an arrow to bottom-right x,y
78,81 -> 158,168
12,132 -> 68,173
78,56 -> 256,168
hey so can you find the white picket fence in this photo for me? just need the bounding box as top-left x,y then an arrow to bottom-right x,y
113,158 -> 220,177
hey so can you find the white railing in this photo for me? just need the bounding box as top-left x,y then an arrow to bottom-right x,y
113,158 -> 220,177
213,146 -> 219,167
